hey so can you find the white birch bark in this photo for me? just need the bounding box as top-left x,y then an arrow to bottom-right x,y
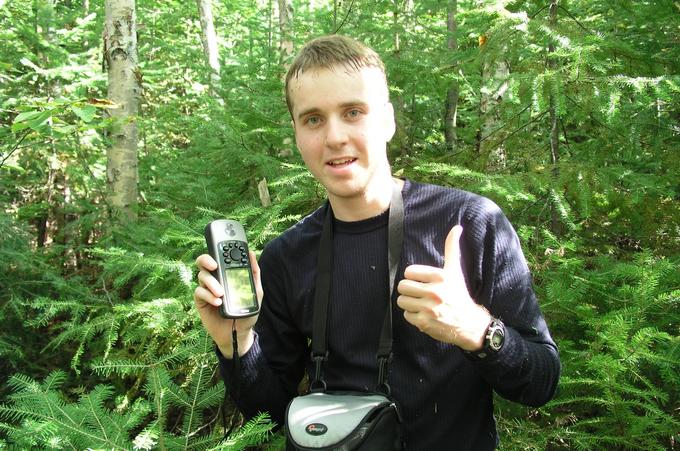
479,55 -> 509,170
105,0 -> 139,221
475,0 -> 512,170
278,0 -> 293,66
258,178 -> 272,207
444,0 -> 459,152
196,0 -> 220,87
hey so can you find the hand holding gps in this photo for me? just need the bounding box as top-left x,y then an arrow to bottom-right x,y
204,220 -> 259,318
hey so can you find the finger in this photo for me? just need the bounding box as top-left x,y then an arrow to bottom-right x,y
397,278 -> 428,298
196,254 -> 217,271
403,264 -> 446,283
396,294 -> 428,313
197,269 -> 224,297
194,285 -> 223,307
443,225 -> 464,274
402,310 -> 423,331
249,250 -> 264,304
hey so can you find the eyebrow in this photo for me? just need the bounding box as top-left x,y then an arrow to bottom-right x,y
296,101 -> 369,121
296,107 -> 320,121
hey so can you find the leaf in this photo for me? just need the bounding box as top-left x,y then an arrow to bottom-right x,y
87,98 -> 117,108
71,104 -> 97,123
13,111 -> 44,124
0,164 -> 26,173
11,110 -> 52,132
52,124 -> 77,135
10,121 -> 30,132
27,112 -> 53,130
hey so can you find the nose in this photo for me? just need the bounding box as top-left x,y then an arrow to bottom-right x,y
324,116 -> 348,148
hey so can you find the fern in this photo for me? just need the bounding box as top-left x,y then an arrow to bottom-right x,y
3,239 -> 273,450
498,240 -> 680,450
1,338 -> 274,449
0,371 -> 149,450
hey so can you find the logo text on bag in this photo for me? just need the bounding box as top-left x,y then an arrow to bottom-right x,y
305,423 -> 328,435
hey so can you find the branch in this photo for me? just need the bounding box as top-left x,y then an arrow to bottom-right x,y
529,4 -> 550,19
485,109 -> 550,150
560,118 -> 571,150
563,94 -> 629,142
558,5 -> 595,35
332,0 -> 355,34
0,130 -> 31,170
479,103 -> 533,143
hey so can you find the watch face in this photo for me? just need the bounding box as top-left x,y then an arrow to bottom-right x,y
490,330 -> 504,349
488,321 -> 505,352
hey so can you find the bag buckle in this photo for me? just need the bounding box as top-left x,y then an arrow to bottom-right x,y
376,353 -> 392,396
309,352 -> 328,393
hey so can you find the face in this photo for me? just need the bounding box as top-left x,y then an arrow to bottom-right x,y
288,65 -> 396,206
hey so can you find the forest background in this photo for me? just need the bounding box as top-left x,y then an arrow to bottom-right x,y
0,0 -> 678,449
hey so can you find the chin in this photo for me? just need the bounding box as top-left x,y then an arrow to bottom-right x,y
327,186 -> 364,200
322,178 -> 363,196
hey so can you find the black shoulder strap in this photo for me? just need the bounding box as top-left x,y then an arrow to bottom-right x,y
310,201 -> 333,391
310,181 -> 404,394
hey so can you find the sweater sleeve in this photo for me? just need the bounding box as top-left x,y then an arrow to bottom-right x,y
460,196 -> 560,407
216,241 -> 308,427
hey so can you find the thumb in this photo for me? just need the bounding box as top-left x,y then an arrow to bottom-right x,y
443,225 -> 464,274
249,250 -> 264,305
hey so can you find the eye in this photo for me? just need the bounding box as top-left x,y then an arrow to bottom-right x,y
346,108 -> 362,119
305,115 -> 322,126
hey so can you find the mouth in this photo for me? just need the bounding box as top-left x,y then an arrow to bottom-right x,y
326,157 -> 357,168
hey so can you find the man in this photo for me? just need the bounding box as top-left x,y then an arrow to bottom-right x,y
194,35 -> 560,450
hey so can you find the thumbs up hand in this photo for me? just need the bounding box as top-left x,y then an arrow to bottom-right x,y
396,225 -> 492,351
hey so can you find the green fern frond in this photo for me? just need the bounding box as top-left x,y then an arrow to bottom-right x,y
23,296 -> 90,328
0,373 -> 150,450
91,358 -> 151,377
210,412 -> 274,451
549,188 -> 576,231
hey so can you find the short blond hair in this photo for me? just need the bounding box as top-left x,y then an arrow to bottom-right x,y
285,35 -> 387,116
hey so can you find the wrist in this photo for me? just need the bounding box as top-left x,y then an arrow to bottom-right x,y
459,306 -> 492,352
217,329 -> 255,359
466,317 -> 506,359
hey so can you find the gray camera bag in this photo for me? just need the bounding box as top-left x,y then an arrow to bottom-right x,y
286,392 -> 400,450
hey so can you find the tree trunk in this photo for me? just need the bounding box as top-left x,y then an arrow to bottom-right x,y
258,178 -> 272,207
477,40 -> 509,171
393,0 -> 400,53
444,0 -> 459,152
267,0 -> 273,67
34,0 -> 59,248
390,0 -> 411,157
278,0 -> 293,67
104,0 -> 139,222
548,0 -> 562,235
333,0 -> 338,30
195,0 -> 220,88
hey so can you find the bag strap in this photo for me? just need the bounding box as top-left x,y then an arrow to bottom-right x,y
310,181 -> 404,395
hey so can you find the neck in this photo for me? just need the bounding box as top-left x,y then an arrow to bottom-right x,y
328,175 -> 403,222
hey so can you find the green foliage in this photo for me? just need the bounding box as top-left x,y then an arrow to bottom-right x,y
0,370 -> 273,449
1,0 -> 678,449
0,371 -> 149,449
494,246 -> 680,450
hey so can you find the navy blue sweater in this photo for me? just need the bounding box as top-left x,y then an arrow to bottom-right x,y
218,179 -> 560,450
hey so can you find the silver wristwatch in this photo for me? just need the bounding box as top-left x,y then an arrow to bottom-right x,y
475,318 -> 505,359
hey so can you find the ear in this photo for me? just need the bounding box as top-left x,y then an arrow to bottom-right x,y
383,102 -> 396,142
